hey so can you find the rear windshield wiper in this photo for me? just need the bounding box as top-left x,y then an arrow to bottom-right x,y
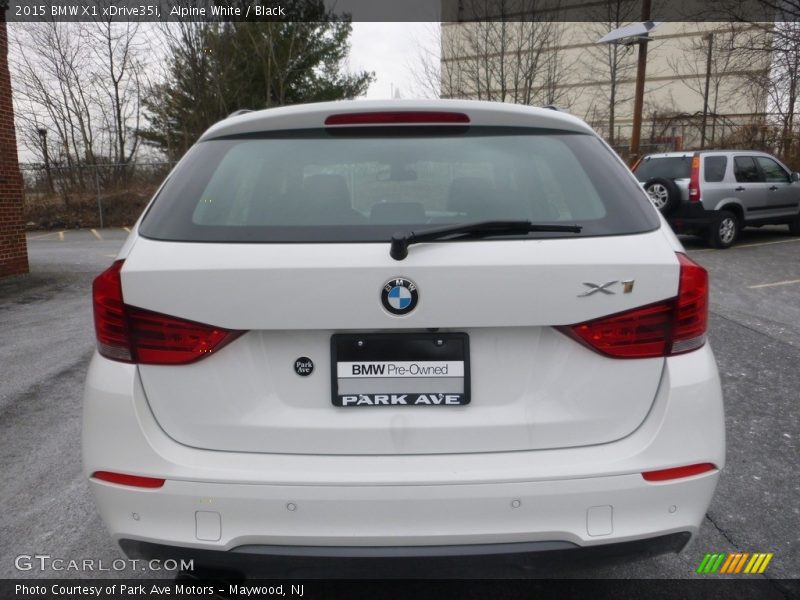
389,220 -> 583,260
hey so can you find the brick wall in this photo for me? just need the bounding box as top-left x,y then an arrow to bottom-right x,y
0,9 -> 29,277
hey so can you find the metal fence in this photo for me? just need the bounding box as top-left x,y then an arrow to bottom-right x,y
20,161 -> 177,228
611,142 -> 682,162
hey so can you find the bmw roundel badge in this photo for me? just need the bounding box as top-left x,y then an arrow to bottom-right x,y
381,278 -> 419,316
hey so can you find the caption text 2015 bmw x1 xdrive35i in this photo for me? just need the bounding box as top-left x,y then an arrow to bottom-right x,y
83,100 -> 725,571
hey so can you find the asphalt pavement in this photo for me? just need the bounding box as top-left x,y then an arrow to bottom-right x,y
0,226 -> 798,588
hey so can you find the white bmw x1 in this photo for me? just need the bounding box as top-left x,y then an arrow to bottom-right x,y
83,100 -> 725,570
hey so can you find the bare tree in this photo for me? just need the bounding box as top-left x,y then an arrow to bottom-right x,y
426,1 -> 577,108
89,18 -> 148,170
581,0 -> 638,144
12,23 -> 97,194
10,20 -> 148,196
666,24 -> 767,148
714,1 -> 800,160
761,23 -> 800,157
408,23 -> 445,99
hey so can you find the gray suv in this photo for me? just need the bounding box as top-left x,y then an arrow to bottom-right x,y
634,151 -> 800,248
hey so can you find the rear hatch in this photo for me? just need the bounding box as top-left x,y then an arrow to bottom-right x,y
120,111 -> 676,455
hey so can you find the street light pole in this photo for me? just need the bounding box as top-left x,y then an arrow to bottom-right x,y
700,32 -> 714,149
37,127 -> 54,193
629,0 -> 652,166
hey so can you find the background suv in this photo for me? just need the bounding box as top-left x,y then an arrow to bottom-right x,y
634,151 -> 800,248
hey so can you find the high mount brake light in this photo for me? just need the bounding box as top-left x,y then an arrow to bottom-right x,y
92,260 -> 243,365
561,253 -> 708,359
324,111 -> 471,126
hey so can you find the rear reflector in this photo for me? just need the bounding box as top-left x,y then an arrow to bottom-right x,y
642,463 -> 716,482
325,111 -> 470,126
92,260 -> 244,365
561,252 -> 708,358
92,471 -> 165,488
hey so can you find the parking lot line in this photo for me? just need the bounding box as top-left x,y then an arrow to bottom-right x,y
90,229 -> 103,241
58,231 -> 64,241
28,231 -> 62,240
123,227 -> 131,233
748,278 -> 800,289
690,238 -> 800,253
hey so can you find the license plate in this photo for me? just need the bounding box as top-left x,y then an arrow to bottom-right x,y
331,333 -> 470,407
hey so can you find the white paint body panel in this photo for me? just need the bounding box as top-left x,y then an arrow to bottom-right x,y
123,232 -> 677,455
200,99 -> 596,141
122,232 -> 678,330
83,99 -> 724,555
138,327 -> 664,454
83,347 -> 724,549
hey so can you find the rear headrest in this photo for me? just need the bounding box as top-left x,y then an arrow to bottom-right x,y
370,202 -> 426,224
447,177 -> 494,216
303,174 -> 351,209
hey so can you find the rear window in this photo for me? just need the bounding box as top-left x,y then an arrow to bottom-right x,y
634,156 -> 692,182
139,127 -> 659,243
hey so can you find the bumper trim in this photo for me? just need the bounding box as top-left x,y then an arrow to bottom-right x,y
231,541 -> 577,557
120,531 -> 691,567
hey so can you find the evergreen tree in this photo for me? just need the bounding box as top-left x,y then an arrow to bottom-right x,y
141,1 -> 373,158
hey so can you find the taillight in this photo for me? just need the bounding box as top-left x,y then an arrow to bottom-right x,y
92,471 -> 165,488
564,301 -> 674,358
688,153 -> 701,202
324,111 -> 470,126
561,253 -> 708,358
93,260 -> 132,361
92,260 -> 243,365
642,463 -> 716,482
671,253 -> 709,354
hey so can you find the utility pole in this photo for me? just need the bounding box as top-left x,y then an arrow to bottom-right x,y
37,127 -> 54,192
629,0 -> 652,166
700,32 -> 714,149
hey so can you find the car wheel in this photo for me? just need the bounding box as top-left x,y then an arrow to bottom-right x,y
643,177 -> 681,215
707,211 -> 739,249
789,213 -> 800,235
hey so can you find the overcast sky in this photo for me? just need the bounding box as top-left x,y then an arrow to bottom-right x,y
349,23 -> 439,99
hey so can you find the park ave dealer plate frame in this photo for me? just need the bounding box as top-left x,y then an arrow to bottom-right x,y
330,332 -> 471,407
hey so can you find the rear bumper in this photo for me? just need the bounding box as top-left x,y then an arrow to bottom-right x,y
83,345 -> 725,561
91,469 -> 716,552
119,532 -> 692,575
667,203 -> 719,231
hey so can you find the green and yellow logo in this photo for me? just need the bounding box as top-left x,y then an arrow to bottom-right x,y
697,552 -> 773,574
